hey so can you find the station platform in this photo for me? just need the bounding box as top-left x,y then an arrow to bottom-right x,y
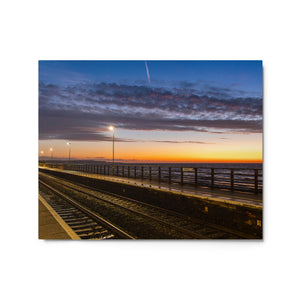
39,167 -> 263,237
39,194 -> 79,240
39,167 -> 262,208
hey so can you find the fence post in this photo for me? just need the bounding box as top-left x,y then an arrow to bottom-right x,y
211,168 -> 214,188
181,167 -> 183,185
254,169 -> 258,193
141,166 -> 144,180
158,166 -> 161,183
116,165 -> 119,176
128,166 -> 130,178
149,167 -> 152,181
134,166 -> 137,178
194,168 -> 197,186
169,167 -> 171,185
231,169 -> 234,191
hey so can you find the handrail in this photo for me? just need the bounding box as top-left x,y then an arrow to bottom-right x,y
39,162 -> 263,194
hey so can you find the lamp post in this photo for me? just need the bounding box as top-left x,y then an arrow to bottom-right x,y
40,150 -> 44,164
67,142 -> 71,162
108,126 -> 115,173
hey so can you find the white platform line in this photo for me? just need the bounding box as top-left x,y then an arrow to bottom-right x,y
39,194 -> 81,240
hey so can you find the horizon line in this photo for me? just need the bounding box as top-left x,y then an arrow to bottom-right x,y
38,157 -> 262,164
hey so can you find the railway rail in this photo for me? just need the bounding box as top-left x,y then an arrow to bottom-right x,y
39,180 -> 135,240
39,172 -> 255,239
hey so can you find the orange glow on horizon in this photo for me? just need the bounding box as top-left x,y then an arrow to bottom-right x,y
39,135 -> 262,164
40,149 -> 262,164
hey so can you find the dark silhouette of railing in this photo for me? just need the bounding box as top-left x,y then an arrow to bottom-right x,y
39,163 -> 262,194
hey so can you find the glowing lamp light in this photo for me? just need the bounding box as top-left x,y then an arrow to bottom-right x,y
108,126 -> 115,166
66,142 -> 71,161
50,147 -> 54,161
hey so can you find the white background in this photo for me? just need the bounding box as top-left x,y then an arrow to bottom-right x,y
1,1 -> 299,299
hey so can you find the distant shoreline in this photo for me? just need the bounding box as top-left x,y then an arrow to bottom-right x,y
39,160 -> 262,168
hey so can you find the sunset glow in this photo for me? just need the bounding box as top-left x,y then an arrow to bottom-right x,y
39,61 -> 262,163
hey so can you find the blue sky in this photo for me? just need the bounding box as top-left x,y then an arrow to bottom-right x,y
39,60 -> 262,97
39,61 -> 263,162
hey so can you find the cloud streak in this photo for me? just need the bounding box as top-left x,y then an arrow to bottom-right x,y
39,81 -> 262,141
145,61 -> 150,84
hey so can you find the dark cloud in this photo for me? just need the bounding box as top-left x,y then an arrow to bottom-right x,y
39,82 -> 262,141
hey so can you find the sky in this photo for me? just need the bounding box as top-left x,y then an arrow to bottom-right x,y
39,60 -> 263,163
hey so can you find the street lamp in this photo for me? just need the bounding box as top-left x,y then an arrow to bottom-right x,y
50,147 -> 53,161
39,150 -> 44,163
67,142 -> 71,162
108,126 -> 115,168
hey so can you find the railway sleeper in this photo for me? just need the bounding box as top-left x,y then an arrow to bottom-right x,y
75,228 -> 100,234
71,223 -> 100,230
66,220 -> 95,226
54,208 -> 78,212
101,234 -> 115,239
58,213 -> 80,218
79,231 -> 111,239
62,217 -> 89,222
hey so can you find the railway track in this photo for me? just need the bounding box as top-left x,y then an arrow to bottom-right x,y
39,172 -> 252,239
39,180 -> 135,240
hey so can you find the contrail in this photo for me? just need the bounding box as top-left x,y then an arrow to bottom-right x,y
145,61 -> 150,84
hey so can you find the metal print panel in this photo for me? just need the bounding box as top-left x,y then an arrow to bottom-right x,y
39,60 -> 263,240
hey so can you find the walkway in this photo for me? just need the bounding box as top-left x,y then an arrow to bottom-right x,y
40,167 -> 262,208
